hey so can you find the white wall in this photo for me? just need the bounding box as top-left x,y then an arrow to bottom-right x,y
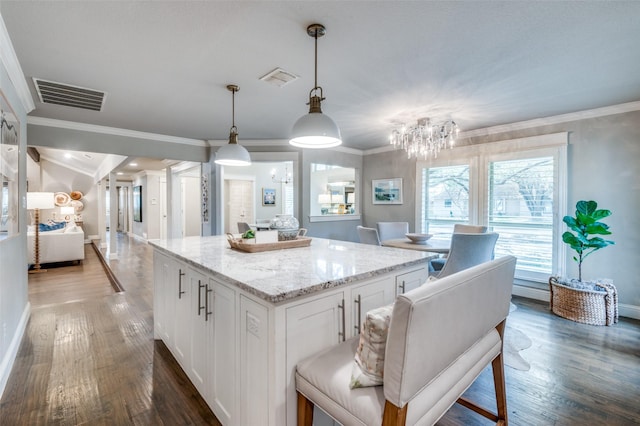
0,31 -> 31,397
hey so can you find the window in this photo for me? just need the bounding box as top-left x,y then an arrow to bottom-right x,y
488,156 -> 554,279
418,133 -> 567,284
420,164 -> 470,242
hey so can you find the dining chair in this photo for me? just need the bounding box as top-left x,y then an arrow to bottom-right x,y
357,225 -> 381,246
430,232 -> 499,279
376,221 -> 409,242
430,224 -> 489,272
237,222 -> 252,233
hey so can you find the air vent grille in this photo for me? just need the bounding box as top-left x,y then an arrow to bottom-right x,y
33,78 -> 106,111
259,68 -> 299,87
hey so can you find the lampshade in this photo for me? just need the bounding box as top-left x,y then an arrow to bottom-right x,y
290,112 -> 342,149
215,141 -> 251,166
318,194 -> 332,204
26,192 -> 55,210
215,84 -> 251,166
289,23 -> 342,149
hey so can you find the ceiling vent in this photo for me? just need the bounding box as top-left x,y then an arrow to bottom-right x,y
32,78 -> 106,111
259,68 -> 299,87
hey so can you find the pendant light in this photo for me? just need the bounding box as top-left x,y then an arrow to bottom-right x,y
215,84 -> 251,166
289,23 -> 342,149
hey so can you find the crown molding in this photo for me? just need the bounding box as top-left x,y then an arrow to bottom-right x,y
0,13 -> 35,112
459,101 -> 640,139
27,116 -> 207,147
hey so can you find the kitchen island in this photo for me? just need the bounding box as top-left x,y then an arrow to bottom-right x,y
150,235 -> 436,426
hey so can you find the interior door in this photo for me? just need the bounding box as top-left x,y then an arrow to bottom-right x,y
224,179 -> 254,234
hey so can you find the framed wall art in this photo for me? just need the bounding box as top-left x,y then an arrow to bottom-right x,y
372,178 -> 403,205
262,188 -> 276,206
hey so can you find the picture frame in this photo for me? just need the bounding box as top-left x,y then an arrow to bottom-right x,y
133,185 -> 142,222
372,178 -> 403,205
262,188 -> 276,206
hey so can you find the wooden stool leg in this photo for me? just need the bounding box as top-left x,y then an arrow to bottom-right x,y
493,321 -> 508,425
297,391 -> 314,426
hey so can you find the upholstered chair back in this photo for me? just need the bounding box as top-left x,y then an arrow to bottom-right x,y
435,232 -> 499,278
357,225 -> 382,245
376,222 -> 409,242
383,256 -> 516,417
453,223 -> 488,233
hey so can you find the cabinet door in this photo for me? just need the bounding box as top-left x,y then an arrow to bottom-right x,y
189,267 -> 211,399
171,262 -> 190,368
396,267 -> 428,295
211,279 -> 237,424
351,277 -> 396,337
285,292 -> 346,426
153,251 -> 170,342
240,295 -> 269,426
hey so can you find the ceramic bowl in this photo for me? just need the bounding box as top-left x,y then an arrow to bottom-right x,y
405,233 -> 433,244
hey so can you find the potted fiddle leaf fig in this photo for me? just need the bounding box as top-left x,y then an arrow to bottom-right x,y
562,200 -> 614,282
550,200 -> 618,325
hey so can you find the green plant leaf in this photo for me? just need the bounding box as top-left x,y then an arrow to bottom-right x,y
592,209 -> 612,220
585,222 -> 611,235
576,200 -> 597,216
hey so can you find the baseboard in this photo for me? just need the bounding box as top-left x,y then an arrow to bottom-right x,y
0,302 -> 31,399
513,284 -> 549,302
130,233 -> 148,243
619,304 -> 640,320
513,284 -> 640,320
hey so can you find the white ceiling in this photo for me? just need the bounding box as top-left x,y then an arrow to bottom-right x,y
3,1 -> 640,152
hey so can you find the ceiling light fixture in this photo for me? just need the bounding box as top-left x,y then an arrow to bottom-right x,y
389,118 -> 459,160
289,23 -> 342,149
215,84 -> 251,166
271,165 -> 293,184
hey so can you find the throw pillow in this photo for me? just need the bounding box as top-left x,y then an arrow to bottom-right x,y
39,222 -> 66,232
64,224 -> 78,233
349,303 -> 394,389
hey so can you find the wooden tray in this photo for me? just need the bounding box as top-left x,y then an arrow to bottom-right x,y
226,235 -> 312,253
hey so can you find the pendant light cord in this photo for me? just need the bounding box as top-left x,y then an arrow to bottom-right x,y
314,30 -> 318,90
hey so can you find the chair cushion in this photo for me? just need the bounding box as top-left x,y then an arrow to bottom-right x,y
350,303 -> 394,388
296,337 -> 385,426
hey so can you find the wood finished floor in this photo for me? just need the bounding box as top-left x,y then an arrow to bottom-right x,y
1,233 -> 639,425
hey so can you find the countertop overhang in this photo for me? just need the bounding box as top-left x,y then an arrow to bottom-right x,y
149,236 -> 437,304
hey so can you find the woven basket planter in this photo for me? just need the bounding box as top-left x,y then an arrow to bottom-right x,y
549,276 -> 618,326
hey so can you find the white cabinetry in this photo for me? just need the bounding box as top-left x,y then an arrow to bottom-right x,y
188,267 -> 212,399
211,279 -> 237,424
153,246 -> 429,426
396,267 -> 428,295
351,276 -> 396,337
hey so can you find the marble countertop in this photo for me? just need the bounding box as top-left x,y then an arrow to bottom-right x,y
149,235 -> 436,304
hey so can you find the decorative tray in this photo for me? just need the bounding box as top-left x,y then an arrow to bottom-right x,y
226,235 -> 312,253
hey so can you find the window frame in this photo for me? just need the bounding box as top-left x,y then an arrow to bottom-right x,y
416,132 -> 568,285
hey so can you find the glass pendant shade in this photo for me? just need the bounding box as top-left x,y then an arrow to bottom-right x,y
290,110 -> 342,149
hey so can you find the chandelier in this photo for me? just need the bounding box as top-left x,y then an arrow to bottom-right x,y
389,118 -> 459,160
271,165 -> 293,184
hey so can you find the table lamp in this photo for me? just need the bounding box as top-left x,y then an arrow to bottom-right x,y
60,206 -> 75,222
27,192 -> 55,273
